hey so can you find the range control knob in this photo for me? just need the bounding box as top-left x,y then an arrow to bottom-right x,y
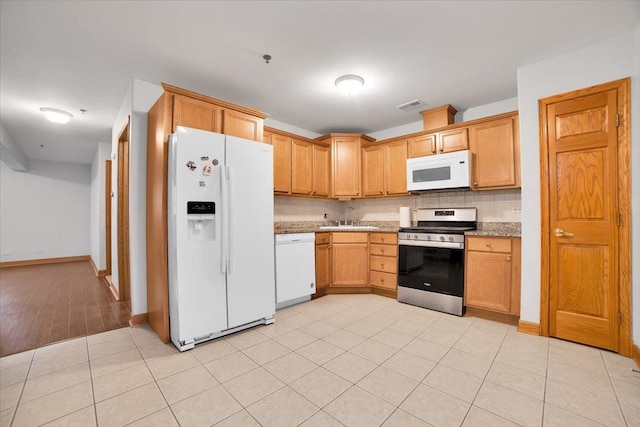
413,234 -> 419,240
449,236 -> 454,242
440,236 -> 445,241
426,235 -> 431,240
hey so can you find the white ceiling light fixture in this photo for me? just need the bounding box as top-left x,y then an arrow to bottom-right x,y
40,107 -> 73,124
335,74 -> 365,96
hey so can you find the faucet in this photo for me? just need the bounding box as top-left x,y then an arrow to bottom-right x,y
345,206 -> 355,225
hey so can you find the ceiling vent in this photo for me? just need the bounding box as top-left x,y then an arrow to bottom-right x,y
396,99 -> 425,112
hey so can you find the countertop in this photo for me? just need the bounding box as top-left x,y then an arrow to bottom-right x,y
275,221 -> 521,237
464,222 -> 521,237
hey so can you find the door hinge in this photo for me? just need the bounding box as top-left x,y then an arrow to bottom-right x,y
616,114 -> 620,127
618,311 -> 622,325
617,213 -> 622,227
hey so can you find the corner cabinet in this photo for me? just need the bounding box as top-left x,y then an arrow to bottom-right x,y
464,236 -> 521,316
469,114 -> 520,190
361,140 -> 408,198
146,83 -> 266,344
317,134 -> 375,199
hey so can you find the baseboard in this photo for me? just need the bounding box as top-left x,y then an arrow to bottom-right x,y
517,320 -> 541,336
325,287 -> 372,295
0,255 -> 89,268
129,313 -> 148,327
633,344 -> 640,369
465,307 -> 519,326
371,287 -> 397,299
104,275 -> 120,301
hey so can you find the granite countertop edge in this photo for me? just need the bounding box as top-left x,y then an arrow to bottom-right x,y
274,221 -> 521,237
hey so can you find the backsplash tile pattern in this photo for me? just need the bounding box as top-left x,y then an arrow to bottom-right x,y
274,189 -> 521,223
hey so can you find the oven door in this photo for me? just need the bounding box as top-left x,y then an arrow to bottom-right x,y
398,243 -> 464,297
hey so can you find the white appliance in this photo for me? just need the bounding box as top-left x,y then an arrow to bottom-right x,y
167,126 -> 275,351
275,233 -> 316,309
406,149 -> 471,192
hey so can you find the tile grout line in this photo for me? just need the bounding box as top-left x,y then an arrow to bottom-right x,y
600,349 -> 631,427
6,348 -> 36,427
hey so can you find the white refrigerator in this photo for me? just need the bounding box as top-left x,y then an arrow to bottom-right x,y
167,126 -> 275,351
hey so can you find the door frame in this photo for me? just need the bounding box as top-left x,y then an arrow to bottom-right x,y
106,159 -> 112,276
538,78 -> 631,356
117,117 -> 131,302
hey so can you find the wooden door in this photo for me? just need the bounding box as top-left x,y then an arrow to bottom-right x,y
172,94 -> 221,133
362,145 -> 384,196
222,109 -> 263,142
291,139 -> 312,195
384,140 -> 408,195
541,81 -> 629,352
469,117 -> 520,189
438,128 -> 468,154
272,134 -> 291,194
332,137 -> 361,198
408,134 -> 436,158
117,119 -> 130,302
312,144 -> 330,197
105,160 -> 112,276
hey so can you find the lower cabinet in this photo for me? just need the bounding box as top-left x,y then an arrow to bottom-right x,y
464,236 -> 521,316
331,233 -> 369,287
315,233 -> 331,292
369,233 -> 398,291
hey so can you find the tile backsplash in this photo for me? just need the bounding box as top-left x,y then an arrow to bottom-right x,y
274,189 -> 521,223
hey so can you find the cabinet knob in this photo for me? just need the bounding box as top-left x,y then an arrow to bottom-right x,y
485,243 -> 491,247
322,237 -> 325,242
381,248 -> 385,253
473,182 -> 478,186
313,190 -> 316,194
381,277 -> 385,282
506,257 -> 511,262
381,237 -> 385,242
380,190 -> 383,194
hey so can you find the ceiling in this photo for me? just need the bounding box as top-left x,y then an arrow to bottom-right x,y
1,1 -> 639,165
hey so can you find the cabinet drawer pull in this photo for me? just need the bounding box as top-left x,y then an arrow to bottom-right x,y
485,243 -> 491,247
380,248 -> 385,253
381,263 -> 385,267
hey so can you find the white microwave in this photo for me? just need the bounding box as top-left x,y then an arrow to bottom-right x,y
406,149 -> 472,192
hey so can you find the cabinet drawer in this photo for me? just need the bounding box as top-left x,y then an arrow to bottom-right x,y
370,270 -> 397,290
332,232 -> 368,243
370,255 -> 397,273
467,237 -> 511,253
369,244 -> 398,257
369,233 -> 398,244
315,233 -> 330,245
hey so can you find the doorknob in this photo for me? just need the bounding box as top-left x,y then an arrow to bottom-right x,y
554,228 -> 574,237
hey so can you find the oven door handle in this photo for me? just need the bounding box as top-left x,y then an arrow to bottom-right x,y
399,240 -> 464,250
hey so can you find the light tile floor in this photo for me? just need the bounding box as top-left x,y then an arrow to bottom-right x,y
1,294 -> 638,426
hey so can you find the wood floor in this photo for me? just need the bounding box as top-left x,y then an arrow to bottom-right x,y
0,260 -> 130,357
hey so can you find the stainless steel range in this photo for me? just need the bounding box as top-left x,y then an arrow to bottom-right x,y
397,208 -> 477,316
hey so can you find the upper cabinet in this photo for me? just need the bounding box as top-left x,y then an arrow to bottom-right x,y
469,114 -> 520,190
362,140 -> 408,197
222,109 -> 264,142
267,128 -> 330,198
172,94 -> 221,133
317,134 -> 375,199
362,145 -> 385,196
407,128 -> 468,158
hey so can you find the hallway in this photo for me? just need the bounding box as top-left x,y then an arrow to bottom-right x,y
0,261 -> 130,357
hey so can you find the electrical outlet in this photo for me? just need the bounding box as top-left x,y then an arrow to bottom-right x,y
286,208 -> 294,214
512,207 -> 522,213
2,251 -> 11,257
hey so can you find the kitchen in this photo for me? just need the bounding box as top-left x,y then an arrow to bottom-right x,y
1,1 -> 639,426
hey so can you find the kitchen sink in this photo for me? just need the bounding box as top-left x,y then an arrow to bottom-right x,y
318,225 -> 380,231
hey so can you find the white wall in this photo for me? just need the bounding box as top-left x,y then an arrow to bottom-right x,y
517,30 -> 638,335
0,160 -> 90,261
110,79 -> 162,315
89,142 -> 111,271
0,123 -> 28,171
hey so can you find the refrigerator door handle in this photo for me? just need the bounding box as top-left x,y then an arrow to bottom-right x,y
227,165 -> 233,274
220,165 -> 227,274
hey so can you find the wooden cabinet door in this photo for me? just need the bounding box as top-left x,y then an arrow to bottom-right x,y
438,128 -> 468,154
172,94 -> 221,133
222,109 -> 264,142
465,250 -> 513,313
312,144 -> 330,197
408,134 -> 436,158
384,140 -> 408,195
331,243 -> 368,286
263,131 -> 273,145
362,145 -> 384,196
272,134 -> 291,194
469,117 -> 519,189
291,139 -> 312,195
332,137 -> 361,198
315,243 -> 330,290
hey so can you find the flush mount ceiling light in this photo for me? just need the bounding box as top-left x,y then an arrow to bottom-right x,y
40,107 -> 73,124
335,74 -> 364,96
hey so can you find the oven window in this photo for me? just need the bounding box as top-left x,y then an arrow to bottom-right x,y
413,166 -> 451,183
398,245 -> 464,297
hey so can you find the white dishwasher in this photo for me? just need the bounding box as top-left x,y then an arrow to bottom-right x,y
275,233 -> 316,309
